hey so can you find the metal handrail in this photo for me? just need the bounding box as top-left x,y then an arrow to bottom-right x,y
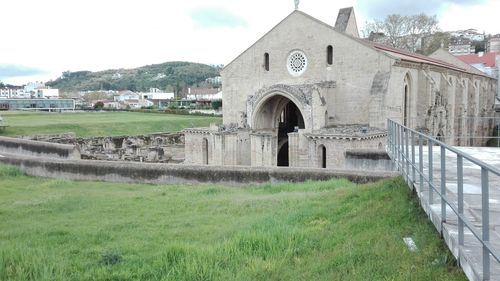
389,121 -> 500,176
386,119 -> 500,281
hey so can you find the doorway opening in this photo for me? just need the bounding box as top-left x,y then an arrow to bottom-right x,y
253,94 -> 305,167
277,101 -> 304,166
318,145 -> 326,168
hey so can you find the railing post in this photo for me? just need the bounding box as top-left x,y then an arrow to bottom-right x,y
392,121 -> 395,158
397,125 -> 401,172
393,121 -> 396,158
419,134 -> 423,195
398,125 -> 402,172
401,125 -> 405,179
481,168 -> 490,281
389,121 -> 393,158
428,140 -> 434,208
411,130 -> 415,185
457,155 -> 464,267
441,146 -> 446,224
395,123 -> 399,169
405,127 -> 410,185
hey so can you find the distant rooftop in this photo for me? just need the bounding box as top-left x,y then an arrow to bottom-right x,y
456,52 -> 499,68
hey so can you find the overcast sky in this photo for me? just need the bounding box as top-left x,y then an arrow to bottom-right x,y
1,0 -> 499,85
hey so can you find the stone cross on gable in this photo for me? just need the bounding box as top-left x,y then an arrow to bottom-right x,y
294,0 -> 299,10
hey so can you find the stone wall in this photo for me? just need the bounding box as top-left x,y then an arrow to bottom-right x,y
302,130 -> 386,169
184,126 -> 251,166
0,136 -> 80,159
27,133 -> 184,163
345,149 -> 395,171
0,152 -> 398,185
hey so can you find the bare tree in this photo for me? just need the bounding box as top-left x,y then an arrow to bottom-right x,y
364,13 -> 440,53
404,14 -> 439,52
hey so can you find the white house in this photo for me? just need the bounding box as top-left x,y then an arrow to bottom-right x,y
36,88 -> 59,99
114,91 -> 140,102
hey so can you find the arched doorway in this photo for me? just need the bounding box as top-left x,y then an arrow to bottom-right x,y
252,94 -> 305,167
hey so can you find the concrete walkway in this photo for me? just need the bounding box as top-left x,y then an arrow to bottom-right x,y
407,146 -> 500,281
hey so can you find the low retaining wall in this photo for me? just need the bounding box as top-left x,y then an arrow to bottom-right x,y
0,136 -> 80,159
345,149 -> 395,171
0,152 -> 398,185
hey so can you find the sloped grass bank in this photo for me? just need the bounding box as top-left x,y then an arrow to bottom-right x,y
0,165 -> 466,280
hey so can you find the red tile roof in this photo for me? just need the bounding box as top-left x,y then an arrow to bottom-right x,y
456,52 -> 498,68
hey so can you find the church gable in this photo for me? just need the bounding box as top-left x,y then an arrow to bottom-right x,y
222,11 -> 387,82
220,10 -> 397,128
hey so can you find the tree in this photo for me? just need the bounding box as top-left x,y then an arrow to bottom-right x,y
422,32 -> 450,55
364,13 -> 439,53
472,39 -> 487,53
126,81 -> 137,92
212,100 -> 222,110
83,91 -> 111,103
0,81 -> 4,88
93,101 -> 104,110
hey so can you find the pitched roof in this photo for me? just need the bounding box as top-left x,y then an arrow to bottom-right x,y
346,38 -> 493,78
368,42 -> 466,71
223,9 -> 494,79
428,48 -> 485,76
456,52 -> 498,68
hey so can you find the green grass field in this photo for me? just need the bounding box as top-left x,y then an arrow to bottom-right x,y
0,111 -> 221,137
0,165 -> 466,281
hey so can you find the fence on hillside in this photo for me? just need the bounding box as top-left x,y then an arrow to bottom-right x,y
386,119 -> 500,281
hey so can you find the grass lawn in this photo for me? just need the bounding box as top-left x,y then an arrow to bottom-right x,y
0,165 -> 466,281
0,111 -> 221,137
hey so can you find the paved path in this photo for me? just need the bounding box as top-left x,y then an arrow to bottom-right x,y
406,146 -> 500,281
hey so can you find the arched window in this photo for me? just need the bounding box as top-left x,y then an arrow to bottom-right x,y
326,45 -> 333,65
403,73 -> 411,127
264,53 -> 269,71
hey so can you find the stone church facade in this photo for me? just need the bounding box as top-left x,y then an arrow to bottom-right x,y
184,8 -> 497,169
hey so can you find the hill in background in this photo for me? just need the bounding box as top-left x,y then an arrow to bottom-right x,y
46,61 -> 221,93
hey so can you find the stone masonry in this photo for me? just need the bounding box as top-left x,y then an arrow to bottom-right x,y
184,7 -> 497,169
26,133 -> 185,163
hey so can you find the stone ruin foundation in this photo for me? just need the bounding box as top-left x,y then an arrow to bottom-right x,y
25,133 -> 185,163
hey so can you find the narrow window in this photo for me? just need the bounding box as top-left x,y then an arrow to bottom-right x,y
264,53 -> 269,71
318,145 -> 327,168
403,85 -> 408,127
327,45 -> 333,65
321,146 -> 327,168
202,138 -> 209,165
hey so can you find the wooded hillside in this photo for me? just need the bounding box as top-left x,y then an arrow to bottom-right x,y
46,62 -> 221,93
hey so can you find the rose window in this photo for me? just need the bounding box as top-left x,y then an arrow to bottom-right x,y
287,50 -> 307,76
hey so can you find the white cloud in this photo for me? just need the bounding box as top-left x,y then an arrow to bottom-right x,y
440,1 -> 500,33
0,0 -> 497,85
